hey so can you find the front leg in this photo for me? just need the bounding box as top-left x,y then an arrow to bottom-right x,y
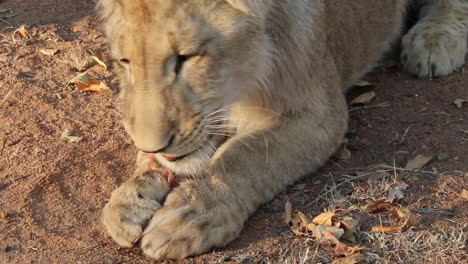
140,108 -> 348,259
401,0 -> 468,78
103,152 -> 171,248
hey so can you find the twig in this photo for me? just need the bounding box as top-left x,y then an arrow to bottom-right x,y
350,102 -> 391,112
370,164 -> 438,175
443,118 -> 464,125
0,88 -> 13,105
0,17 -> 13,27
398,124 -> 413,143
420,112 -> 451,116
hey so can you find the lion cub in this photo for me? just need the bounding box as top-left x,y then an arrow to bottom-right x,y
98,0 -> 467,259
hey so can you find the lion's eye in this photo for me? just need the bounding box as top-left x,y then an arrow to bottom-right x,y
175,54 -> 194,75
120,58 -> 130,64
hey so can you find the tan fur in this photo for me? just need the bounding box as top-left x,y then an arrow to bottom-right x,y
98,0 -> 467,259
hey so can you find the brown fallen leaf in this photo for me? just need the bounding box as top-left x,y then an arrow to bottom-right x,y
90,50 -> 108,69
16,25 -> 28,38
284,201 -> 307,235
323,230 -> 364,256
39,48 -> 58,56
332,254 -> 366,264
353,80 -> 375,87
313,211 -> 336,226
372,205 -> 418,233
68,72 -> 109,93
372,224 -> 402,233
76,79 -> 109,93
405,155 -> 432,170
395,206 -> 418,228
362,200 -> 394,213
350,91 -> 376,105
335,146 -> 352,160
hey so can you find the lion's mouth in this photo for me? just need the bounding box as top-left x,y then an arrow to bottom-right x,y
161,135 -> 228,162
162,151 -> 196,162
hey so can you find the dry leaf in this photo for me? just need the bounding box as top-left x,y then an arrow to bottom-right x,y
313,211 -> 336,226
68,72 -> 109,93
297,211 -> 311,225
323,231 -> 364,256
90,51 -> 108,69
372,206 -> 418,233
290,215 -> 307,236
372,225 -> 402,233
314,224 -> 344,239
340,217 -> 360,243
61,130 -> 82,143
350,91 -> 376,105
39,48 -> 58,56
16,25 -> 28,38
306,223 -> 317,232
395,206 -> 418,228
284,201 -> 307,235
77,79 -> 109,93
353,80 -> 375,87
332,254 -> 366,264
335,146 -> 352,160
63,135 -> 82,143
362,200 -> 394,213
405,155 -> 432,170
453,99 -> 467,108
69,72 -> 91,85
460,189 -> 468,200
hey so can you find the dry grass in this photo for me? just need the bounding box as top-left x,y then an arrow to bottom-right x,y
58,48 -> 93,72
257,164 -> 467,264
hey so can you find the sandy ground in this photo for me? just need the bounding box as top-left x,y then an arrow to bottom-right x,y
0,1 -> 466,263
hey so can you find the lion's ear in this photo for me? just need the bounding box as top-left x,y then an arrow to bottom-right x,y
226,0 -> 271,17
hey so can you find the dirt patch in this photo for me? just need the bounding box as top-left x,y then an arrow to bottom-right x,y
0,1 -> 466,263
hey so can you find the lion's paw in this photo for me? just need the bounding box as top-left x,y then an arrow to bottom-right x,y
401,20 -> 467,78
103,173 -> 170,248
140,184 -> 245,259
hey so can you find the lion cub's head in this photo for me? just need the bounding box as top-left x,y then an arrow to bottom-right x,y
98,0 -> 273,174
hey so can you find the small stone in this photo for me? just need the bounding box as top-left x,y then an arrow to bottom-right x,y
0,212 -> 8,219
437,153 -> 450,161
